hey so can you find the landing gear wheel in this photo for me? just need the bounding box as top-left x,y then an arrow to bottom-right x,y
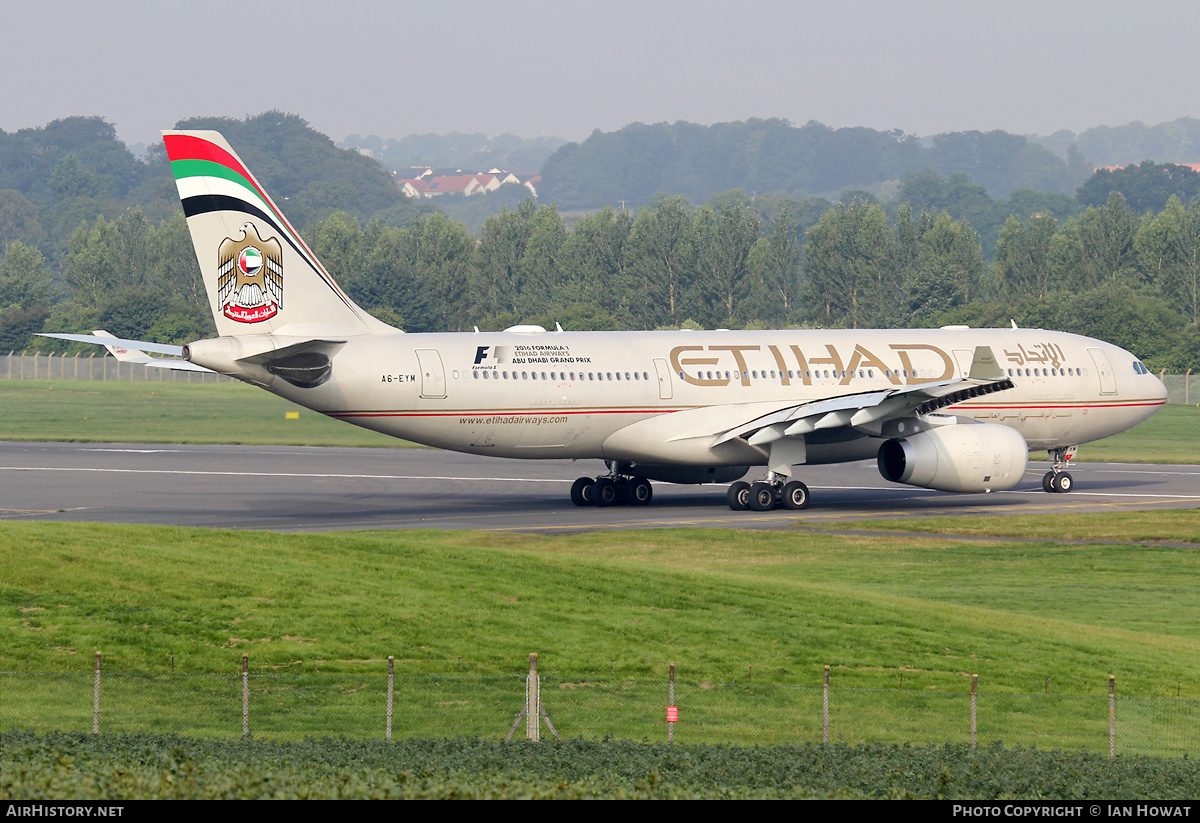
627,477 -> 653,506
780,480 -> 810,510
570,477 -> 595,506
1045,446 -> 1078,494
748,481 -> 776,512
727,481 -> 751,511
593,477 -> 619,507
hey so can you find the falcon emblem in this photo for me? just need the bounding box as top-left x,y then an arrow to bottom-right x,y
217,223 -> 283,323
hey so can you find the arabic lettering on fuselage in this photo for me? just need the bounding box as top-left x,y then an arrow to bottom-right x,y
1002,342 -> 1066,368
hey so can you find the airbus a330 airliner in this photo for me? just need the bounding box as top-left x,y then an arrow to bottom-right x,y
44,131 -> 1169,512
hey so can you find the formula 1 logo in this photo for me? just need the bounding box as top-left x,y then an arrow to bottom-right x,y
216,223 -> 283,323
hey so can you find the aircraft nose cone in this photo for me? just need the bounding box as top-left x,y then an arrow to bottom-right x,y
1152,371 -> 1168,403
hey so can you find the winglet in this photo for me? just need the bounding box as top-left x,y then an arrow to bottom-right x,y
967,346 -> 1004,381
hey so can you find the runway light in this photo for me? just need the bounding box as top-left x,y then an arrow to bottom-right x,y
286,411 -> 300,420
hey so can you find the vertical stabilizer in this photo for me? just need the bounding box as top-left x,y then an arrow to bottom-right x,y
162,130 -> 394,338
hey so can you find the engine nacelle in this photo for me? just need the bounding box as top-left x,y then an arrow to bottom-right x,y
877,422 -> 1027,493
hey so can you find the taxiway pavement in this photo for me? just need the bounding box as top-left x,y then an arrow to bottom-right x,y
3,441 -> 1198,533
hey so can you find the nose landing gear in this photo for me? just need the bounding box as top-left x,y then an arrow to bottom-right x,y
1043,446 -> 1077,493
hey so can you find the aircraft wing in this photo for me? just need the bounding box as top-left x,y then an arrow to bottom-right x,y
603,346 -> 1014,467
37,332 -> 214,373
713,345 -> 1013,447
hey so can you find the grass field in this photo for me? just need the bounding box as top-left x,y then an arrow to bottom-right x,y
3,520 -> 1196,693
3,518 -> 1198,751
0,380 -> 409,447
1,379 -> 1197,461
809,510 -> 1200,543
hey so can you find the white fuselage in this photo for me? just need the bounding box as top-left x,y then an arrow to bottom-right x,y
224,326 -> 1167,472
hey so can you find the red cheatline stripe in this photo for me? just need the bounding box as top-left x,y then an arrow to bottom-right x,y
329,409 -> 680,419
329,401 -> 1164,419
957,401 -> 1166,409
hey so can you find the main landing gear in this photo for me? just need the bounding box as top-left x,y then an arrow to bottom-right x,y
570,463 -> 653,507
726,472 -> 810,512
1042,446 -> 1077,493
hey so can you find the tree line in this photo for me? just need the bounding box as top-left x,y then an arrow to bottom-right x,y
8,188 -> 1198,370
3,112 -> 1200,370
539,119 -> 1093,209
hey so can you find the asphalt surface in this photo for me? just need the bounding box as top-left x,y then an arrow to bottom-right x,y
3,441 -> 1198,533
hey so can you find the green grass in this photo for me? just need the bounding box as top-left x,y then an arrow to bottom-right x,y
3,518 -> 1197,750
806,510 -> 1200,543
3,520 -> 1197,696
1073,404 -> 1200,464
0,380 -> 411,447
1,380 -> 1197,460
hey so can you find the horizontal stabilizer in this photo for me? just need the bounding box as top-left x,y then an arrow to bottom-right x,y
36,332 -> 213,373
38,333 -> 185,357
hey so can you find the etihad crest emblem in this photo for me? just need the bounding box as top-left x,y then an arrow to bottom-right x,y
217,223 -> 283,323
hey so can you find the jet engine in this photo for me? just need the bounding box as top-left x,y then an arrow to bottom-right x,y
877,422 -> 1027,493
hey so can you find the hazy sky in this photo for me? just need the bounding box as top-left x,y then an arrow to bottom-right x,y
3,0 -> 1196,149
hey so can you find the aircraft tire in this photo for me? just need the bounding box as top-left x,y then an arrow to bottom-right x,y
781,480 -> 810,510
594,477 -> 620,507
727,481 -> 751,511
571,477 -> 595,506
628,478 -> 653,506
1042,472 -> 1056,493
748,482 -> 776,512
1056,472 -> 1074,493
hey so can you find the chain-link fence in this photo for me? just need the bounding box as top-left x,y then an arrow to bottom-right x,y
3,664 -> 1195,756
2,352 -> 1196,402
1,352 -> 232,382
1160,371 -> 1196,404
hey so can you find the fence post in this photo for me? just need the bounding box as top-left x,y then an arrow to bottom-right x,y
1187,369 -> 1192,405
93,651 -> 101,734
386,656 -> 394,742
667,663 -> 676,744
526,653 -> 539,742
823,665 -> 830,744
970,674 -> 978,749
242,654 -> 249,738
1108,674 -> 1116,757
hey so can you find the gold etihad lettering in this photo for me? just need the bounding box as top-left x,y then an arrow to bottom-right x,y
669,341 -> 956,387
890,344 -> 954,384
